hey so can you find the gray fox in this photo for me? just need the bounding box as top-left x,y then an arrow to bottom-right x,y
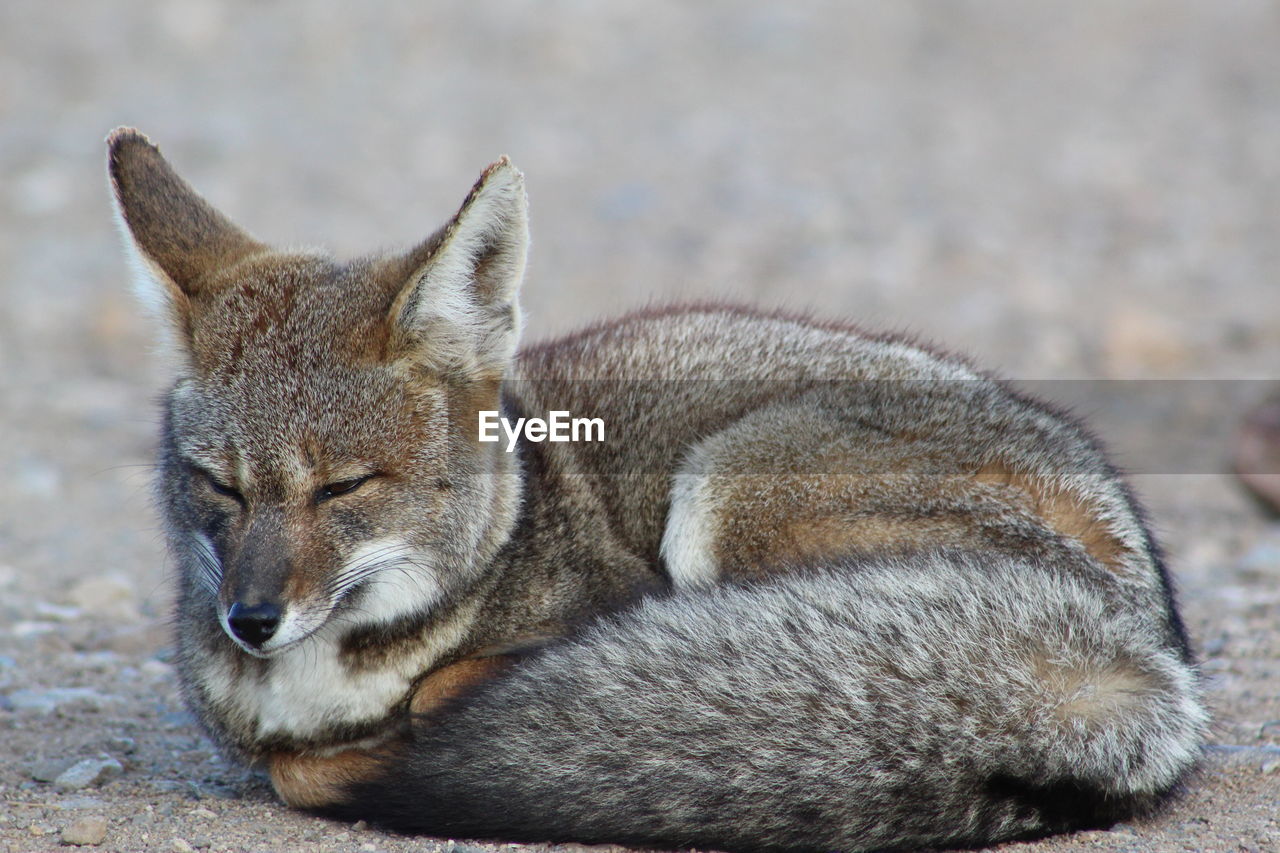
108,127 -> 1206,852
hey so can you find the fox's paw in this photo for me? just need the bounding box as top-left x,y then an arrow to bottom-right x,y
268,748 -> 386,810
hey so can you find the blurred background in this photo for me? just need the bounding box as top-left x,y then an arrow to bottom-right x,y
5,2 -> 1278,375
1,1 -> 1278,848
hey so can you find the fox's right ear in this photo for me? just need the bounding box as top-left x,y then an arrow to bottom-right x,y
106,128 -> 263,349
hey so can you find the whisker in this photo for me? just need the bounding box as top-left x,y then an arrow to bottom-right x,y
322,543 -> 441,618
188,535 -> 223,597
324,543 -> 424,598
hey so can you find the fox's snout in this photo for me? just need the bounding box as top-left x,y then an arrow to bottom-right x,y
226,600 -> 282,648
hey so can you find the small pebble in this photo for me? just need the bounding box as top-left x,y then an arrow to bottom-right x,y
55,797 -> 108,811
61,816 -> 109,846
141,659 -> 173,679
161,710 -> 197,729
449,844 -> 500,853
54,755 -> 123,792
6,687 -> 110,715
172,838 -> 195,853
29,758 -> 70,783
33,601 -> 81,621
105,736 -> 136,754
68,575 -> 141,622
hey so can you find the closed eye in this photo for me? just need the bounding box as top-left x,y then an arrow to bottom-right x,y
317,474 -> 375,503
192,466 -> 244,505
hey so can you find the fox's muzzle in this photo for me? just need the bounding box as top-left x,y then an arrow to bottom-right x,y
219,507 -> 301,652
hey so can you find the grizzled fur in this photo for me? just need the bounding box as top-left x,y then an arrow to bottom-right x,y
109,127 -> 1206,852
328,554 -> 1205,852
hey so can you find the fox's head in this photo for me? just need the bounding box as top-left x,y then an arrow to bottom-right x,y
108,129 -> 527,658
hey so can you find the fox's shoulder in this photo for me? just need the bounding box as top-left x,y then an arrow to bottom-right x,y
516,302 -> 978,382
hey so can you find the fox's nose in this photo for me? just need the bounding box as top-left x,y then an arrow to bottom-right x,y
227,601 -> 281,647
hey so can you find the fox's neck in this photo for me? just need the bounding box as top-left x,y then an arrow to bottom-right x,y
462,385 -> 667,657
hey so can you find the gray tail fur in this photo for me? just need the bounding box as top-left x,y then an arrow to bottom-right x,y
324,552 -> 1206,852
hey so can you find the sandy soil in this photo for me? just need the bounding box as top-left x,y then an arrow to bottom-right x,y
1,2 -> 1277,851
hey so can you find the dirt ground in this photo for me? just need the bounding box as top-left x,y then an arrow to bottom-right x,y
1,2 -> 1278,851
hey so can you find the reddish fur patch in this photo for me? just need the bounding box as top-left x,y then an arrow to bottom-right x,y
409,655 -> 513,715
269,747 -> 386,809
775,515 -> 972,565
974,461 -> 1129,574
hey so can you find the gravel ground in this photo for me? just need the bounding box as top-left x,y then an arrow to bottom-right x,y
1,2 -> 1277,851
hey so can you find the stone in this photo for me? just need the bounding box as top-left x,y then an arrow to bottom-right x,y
54,755 -> 124,792
30,758 -> 72,782
61,816 -> 109,846
105,736 -> 136,755
68,576 -> 141,623
6,687 -> 111,715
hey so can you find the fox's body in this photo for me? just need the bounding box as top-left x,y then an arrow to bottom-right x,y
110,129 -> 1206,852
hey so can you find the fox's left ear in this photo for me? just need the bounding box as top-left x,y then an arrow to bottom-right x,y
389,157 -> 528,380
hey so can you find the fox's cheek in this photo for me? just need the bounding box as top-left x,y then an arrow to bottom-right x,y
324,506 -> 375,544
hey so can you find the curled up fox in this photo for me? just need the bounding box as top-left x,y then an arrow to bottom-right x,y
108,128 -> 1206,852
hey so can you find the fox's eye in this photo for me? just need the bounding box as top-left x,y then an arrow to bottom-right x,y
317,475 -> 373,502
199,470 -> 244,504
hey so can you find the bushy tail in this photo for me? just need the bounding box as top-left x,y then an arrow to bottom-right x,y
323,553 -> 1207,852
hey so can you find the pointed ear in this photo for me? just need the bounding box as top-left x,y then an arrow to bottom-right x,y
106,127 -> 264,345
389,157 -> 528,379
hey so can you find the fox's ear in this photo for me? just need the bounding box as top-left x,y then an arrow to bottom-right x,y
106,128 -> 264,345
389,157 -> 528,380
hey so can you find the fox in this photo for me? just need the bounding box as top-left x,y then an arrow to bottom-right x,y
108,127 -> 1207,852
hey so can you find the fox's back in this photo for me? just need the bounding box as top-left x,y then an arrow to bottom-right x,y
513,306 -> 1159,591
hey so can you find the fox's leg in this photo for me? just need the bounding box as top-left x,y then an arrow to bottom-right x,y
268,656 -> 511,808
660,400 -> 1136,588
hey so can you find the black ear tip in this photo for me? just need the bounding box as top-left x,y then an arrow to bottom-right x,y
106,128 -> 169,187
106,126 -> 155,157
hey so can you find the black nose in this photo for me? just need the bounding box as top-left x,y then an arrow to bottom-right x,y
227,601 -> 281,647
